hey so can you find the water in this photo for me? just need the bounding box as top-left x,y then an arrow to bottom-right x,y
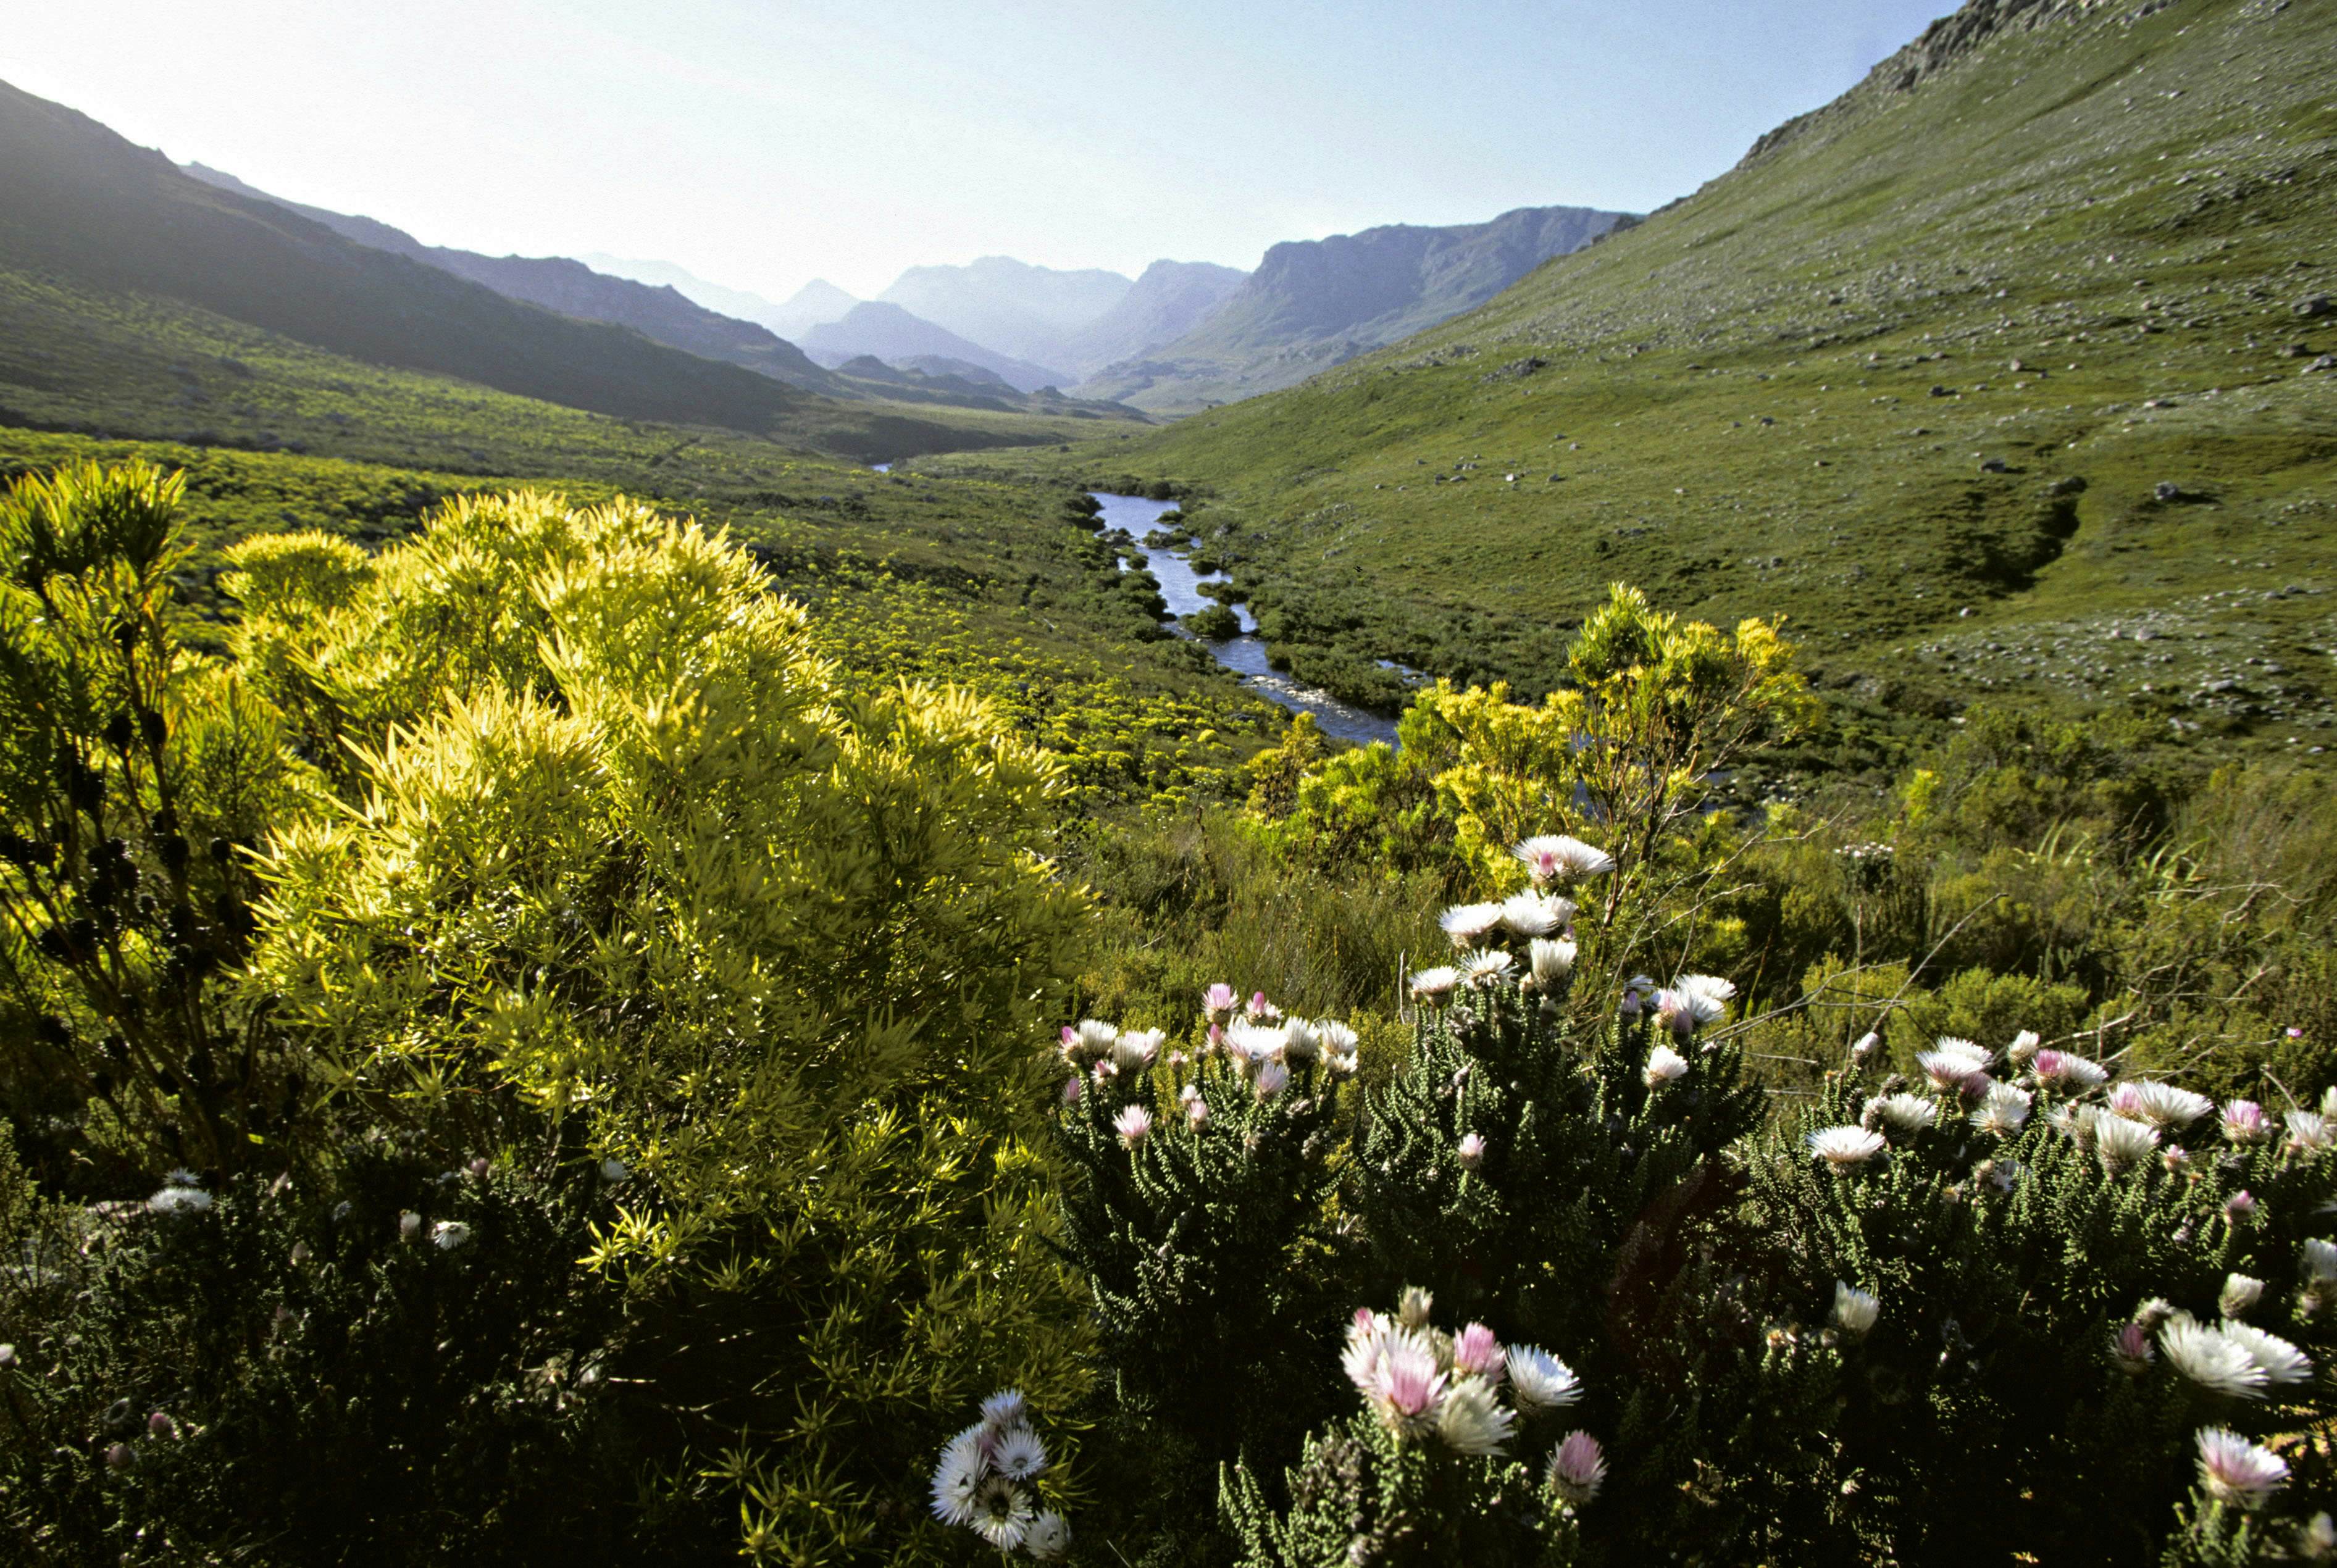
1092,493 -> 1400,748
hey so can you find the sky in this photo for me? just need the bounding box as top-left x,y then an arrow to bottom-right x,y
2,0 -> 1954,304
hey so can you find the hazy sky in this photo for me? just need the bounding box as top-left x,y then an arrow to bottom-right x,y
3,1 -> 1952,302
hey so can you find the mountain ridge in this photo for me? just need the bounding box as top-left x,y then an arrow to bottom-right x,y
801,301 -> 1072,393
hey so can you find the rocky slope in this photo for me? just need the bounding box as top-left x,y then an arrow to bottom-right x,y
800,302 -> 1071,392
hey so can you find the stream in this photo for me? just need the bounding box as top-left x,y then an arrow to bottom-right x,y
1094,493 -> 1400,748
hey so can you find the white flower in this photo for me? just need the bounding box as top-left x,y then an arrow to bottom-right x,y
1064,1019 -> 1119,1065
1875,1093 -> 1938,1133
2196,1427 -> 2288,1509
1933,1036 -> 1992,1071
1112,1028 -> 1164,1072
1643,1045 -> 1689,1087
1806,1125 -> 1886,1169
2159,1312 -> 2268,1399
1850,1030 -> 1881,1062
1461,948 -> 1515,986
2007,1029 -> 2041,1064
429,1220 -> 471,1251
1225,1020 -> 1287,1070
1439,903 -> 1507,948
1346,1322 -> 1447,1438
1917,1051 -> 1988,1093
929,1425 -> 986,1525
1970,1081 -> 2033,1137
1434,1378 -> 1515,1455
2221,1100 -> 2272,1143
1255,1061 -> 1290,1099
993,1424 -> 1047,1480
1409,966 -> 1461,1004
398,1210 -> 423,1240
2220,1321 -> 2313,1388
2033,1049 -> 2109,1090
1113,1106 -> 1152,1148
1398,1287 -> 1434,1329
1547,1430 -> 1606,1506
2094,1114 -> 2160,1172
1457,1132 -> 1487,1170
1832,1282 -> 1880,1336
1316,1020 -> 1360,1075
2304,1238 -> 2337,1284
1024,1509 -> 1072,1561
980,1389 -> 1027,1430
969,1475 -> 1034,1551
1504,1345 -> 1581,1412
1499,891 -> 1575,939
146,1185 -> 212,1216
163,1167 -> 203,1187
2286,1110 -> 2333,1151
1513,835 -> 1615,883
2110,1081 -> 2214,1128
1528,937 -> 1578,988
2220,1274 -> 2265,1319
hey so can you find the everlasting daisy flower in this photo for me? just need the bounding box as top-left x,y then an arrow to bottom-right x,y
1202,983 -> 1239,1025
1317,1020 -> 1360,1075
1917,1051 -> 1989,1095
1457,1132 -> 1487,1170
1850,1030 -> 1881,1062
1832,1282 -> 1880,1337
1807,1125 -> 1887,1170
2220,1274 -> 2266,1319
1245,991 -> 1281,1022
2111,1321 -> 2155,1375
1439,903 -> 1508,948
2093,1114 -> 2160,1173
1280,1019 -> 1321,1066
1398,1287 -> 1434,1328
2110,1081 -> 2214,1128
981,1390 -> 1027,1430
146,1185 -> 212,1216
1254,1061 -> 1290,1100
1225,1020 -> 1287,1070
1185,1098 -> 1210,1131
2285,1109 -> 2333,1152
1505,1345 -> 1581,1412
1875,1093 -> 1938,1133
1113,1106 -> 1152,1149
993,1425 -> 1047,1480
1644,1045 -> 1689,1087
929,1425 -> 985,1525
1358,1328 -> 1448,1439
1024,1510 -> 1072,1562
2304,1238 -> 2337,1283
1547,1430 -> 1607,1506
1499,891 -> 1574,938
1452,1322 -> 1504,1382
2159,1313 -> 2268,1399
1461,948 -> 1515,986
970,1475 -> 1034,1551
2196,1428 -> 2288,1509
2221,1101 -> 2272,1143
2007,1029 -> 2042,1064
430,1220 -> 471,1251
2221,1321 -> 2313,1388
1971,1081 -> 2033,1137
1061,1077 -> 1082,1105
398,1210 -> 423,1240
1410,967 -> 1461,1005
1528,937 -> 1578,989
2033,1049 -> 2109,1090
163,1167 -> 202,1187
2223,1190 -> 2257,1224
1514,835 -> 1615,884
1112,1029 -> 1164,1072
1933,1036 -> 1992,1072
1435,1379 -> 1516,1456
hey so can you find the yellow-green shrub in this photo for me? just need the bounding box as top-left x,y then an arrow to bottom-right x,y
236,491 -> 1098,1560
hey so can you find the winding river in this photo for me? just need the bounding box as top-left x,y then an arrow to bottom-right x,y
1094,493 -> 1400,748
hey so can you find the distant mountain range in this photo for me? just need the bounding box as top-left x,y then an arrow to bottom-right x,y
582,256 -> 859,343
800,302 -> 1072,393
879,257 -> 1137,376
1079,205 -> 1630,412
1055,260 -> 1250,380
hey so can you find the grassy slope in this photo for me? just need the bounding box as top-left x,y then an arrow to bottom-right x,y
943,0 -> 2337,769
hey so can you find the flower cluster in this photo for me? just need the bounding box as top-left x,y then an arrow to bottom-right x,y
1412,836 -> 1616,1007
928,1390 -> 1070,1559
1337,1288 -> 1603,1506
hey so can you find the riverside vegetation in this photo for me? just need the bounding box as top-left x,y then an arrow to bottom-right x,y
0,459 -> 2330,1567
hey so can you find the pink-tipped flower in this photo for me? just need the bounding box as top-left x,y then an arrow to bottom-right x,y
1644,1044 -> 1690,1086
1246,991 -> 1281,1022
1186,1097 -> 1211,1132
2223,1190 -> 2257,1223
1513,834 -> 1615,885
1254,1061 -> 1290,1100
146,1411 -> 176,1440
2222,1101 -> 2271,1144
1347,1326 -> 1447,1440
1453,1322 -> 1505,1382
2162,1145 -> 2191,1175
1113,1106 -> 1152,1149
2033,1049 -> 2108,1090
2112,1321 -> 2155,1375
1061,1077 -> 1082,1105
1457,1132 -> 1487,1170
1547,1430 -> 1606,1506
1203,983 -> 1239,1025
106,1442 -> 135,1471
2196,1427 -> 2288,1509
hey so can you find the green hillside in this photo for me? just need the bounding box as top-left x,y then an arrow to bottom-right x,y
944,0 -> 2337,767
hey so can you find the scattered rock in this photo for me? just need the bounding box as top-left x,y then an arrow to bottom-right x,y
1929,385 -> 1954,397
2155,482 -> 2181,502
1980,458 -> 2008,473
2306,354 -> 2335,375
2296,295 -> 2332,318
2046,476 -> 2088,496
